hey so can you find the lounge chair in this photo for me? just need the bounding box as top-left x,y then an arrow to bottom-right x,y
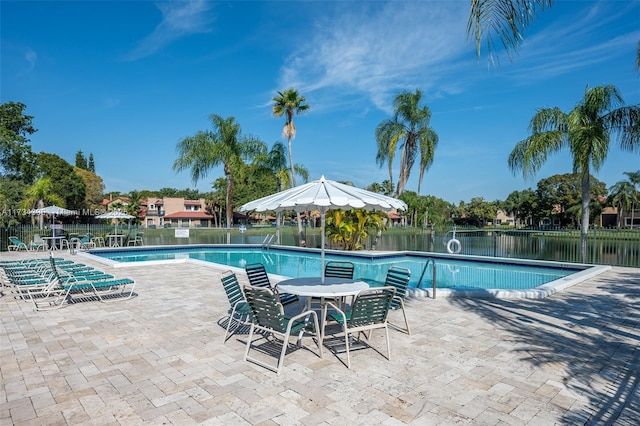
244,262 -> 298,306
322,286 -> 396,369
24,255 -> 136,310
242,284 -> 322,375
220,271 -> 252,343
8,236 -> 44,251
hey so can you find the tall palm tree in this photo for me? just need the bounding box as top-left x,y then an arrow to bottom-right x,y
375,89 -> 438,197
608,180 -> 635,228
508,84 -> 640,262
623,170 -> 640,228
173,114 -> 265,243
272,88 -> 310,244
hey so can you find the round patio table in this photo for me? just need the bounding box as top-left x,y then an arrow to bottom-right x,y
277,277 -> 369,298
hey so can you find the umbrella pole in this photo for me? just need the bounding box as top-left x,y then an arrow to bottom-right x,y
321,212 -> 326,284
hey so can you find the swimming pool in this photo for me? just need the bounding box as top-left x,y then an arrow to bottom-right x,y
81,245 -> 610,298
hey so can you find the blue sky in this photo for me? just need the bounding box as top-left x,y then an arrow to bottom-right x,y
2,1 -> 639,204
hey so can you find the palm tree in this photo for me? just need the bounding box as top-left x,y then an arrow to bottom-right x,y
173,114 -> 265,243
608,180 -> 635,228
381,179 -> 394,196
21,177 -> 65,228
272,88 -> 310,244
375,89 -> 438,197
623,170 -> 640,228
255,141 -> 309,243
508,84 -> 640,262
468,1 -> 640,68
467,0 -> 552,61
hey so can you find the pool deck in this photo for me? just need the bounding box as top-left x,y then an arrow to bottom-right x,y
1,251 -> 639,425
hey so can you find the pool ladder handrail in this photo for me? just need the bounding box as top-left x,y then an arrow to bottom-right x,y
416,257 -> 437,299
262,234 -> 275,250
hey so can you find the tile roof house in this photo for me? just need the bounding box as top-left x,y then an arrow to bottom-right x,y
141,197 -> 213,228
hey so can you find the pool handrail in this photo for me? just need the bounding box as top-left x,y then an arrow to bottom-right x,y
262,234 -> 275,250
416,258 -> 437,299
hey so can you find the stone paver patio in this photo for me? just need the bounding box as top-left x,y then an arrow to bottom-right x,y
1,251 -> 638,425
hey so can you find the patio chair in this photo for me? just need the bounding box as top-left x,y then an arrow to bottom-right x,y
242,284 -> 323,375
220,271 -> 252,343
324,261 -> 355,279
322,286 -> 396,369
127,232 -> 144,246
31,234 -> 47,251
244,262 -> 298,306
306,260 -> 356,310
69,234 -> 96,250
383,266 -> 412,335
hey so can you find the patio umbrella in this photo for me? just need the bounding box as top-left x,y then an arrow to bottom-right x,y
239,175 -> 407,282
95,210 -> 135,234
28,205 -> 78,229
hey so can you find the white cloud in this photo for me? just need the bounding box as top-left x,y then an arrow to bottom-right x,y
24,48 -> 37,71
124,0 -> 214,61
502,3 -> 640,83
279,3 -> 470,113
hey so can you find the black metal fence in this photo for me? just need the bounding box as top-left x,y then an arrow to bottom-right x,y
1,225 -> 638,267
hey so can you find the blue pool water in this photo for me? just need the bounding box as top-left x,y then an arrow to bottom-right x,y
90,245 -> 584,292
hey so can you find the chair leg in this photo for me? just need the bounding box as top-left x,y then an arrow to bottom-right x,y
344,329 -> 352,369
276,332 -> 290,375
384,324 -> 391,361
390,298 -> 411,335
223,306 -> 239,343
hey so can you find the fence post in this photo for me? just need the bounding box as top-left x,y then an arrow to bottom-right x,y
591,225 -> 597,264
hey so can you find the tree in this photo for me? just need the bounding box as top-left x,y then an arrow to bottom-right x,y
20,177 -> 65,227
75,150 -> 88,169
467,1 -> 640,70
375,89 -> 438,197
623,170 -> 640,227
508,84 -> 640,262
325,209 -> 388,251
0,177 -> 27,226
173,114 -> 265,243
272,88 -> 310,245
88,153 -> 95,172
608,180 -> 635,228
255,141 -> 309,194
254,141 -> 309,242
36,152 -> 86,210
504,189 -> 538,227
124,190 -> 143,225
467,0 -> 552,62
381,179 -> 394,196
466,197 -> 497,226
0,101 -> 38,183
75,167 -> 105,212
